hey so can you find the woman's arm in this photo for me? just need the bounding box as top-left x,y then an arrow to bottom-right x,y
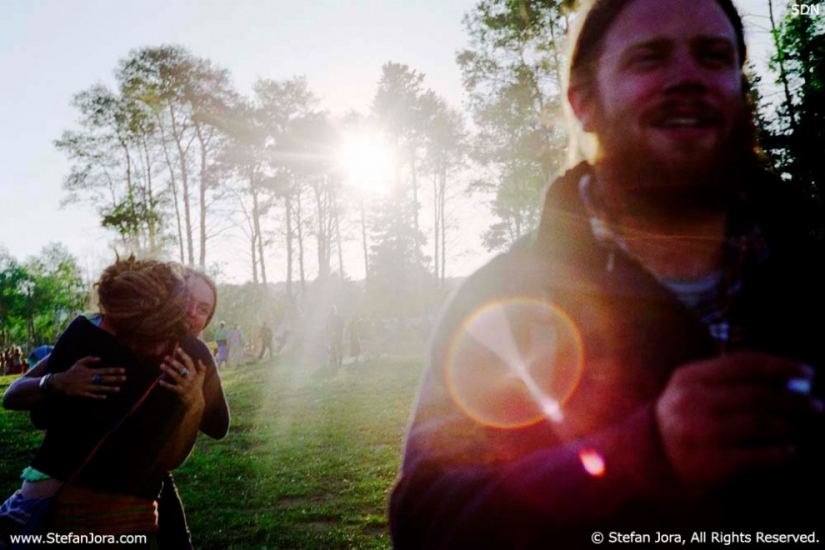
2,357 -> 49,410
2,355 -> 125,410
182,337 -> 229,439
157,347 -> 208,469
201,364 -> 230,439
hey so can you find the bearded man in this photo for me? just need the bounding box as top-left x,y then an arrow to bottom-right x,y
389,0 -> 824,548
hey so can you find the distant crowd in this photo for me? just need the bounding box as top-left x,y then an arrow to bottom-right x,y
211,306 -> 434,370
1,345 -> 53,375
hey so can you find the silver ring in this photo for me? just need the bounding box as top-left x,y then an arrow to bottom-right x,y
179,368 -> 189,378
92,374 -> 102,384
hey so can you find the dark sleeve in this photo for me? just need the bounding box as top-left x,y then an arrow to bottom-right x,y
30,317 -> 88,429
389,261 -> 680,549
391,400 -> 676,548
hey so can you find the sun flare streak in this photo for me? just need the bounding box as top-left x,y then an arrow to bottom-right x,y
464,316 -> 564,423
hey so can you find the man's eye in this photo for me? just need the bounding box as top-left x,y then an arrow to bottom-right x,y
700,48 -> 734,67
628,51 -> 663,68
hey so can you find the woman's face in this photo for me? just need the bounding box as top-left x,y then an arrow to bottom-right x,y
186,276 -> 216,337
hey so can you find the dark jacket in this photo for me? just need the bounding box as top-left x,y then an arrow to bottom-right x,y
390,163 -> 824,549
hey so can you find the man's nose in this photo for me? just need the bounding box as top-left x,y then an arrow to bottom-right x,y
664,49 -> 707,95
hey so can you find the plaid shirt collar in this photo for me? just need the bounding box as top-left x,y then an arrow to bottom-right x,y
578,173 -> 770,352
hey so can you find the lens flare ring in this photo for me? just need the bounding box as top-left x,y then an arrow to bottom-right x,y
446,297 -> 584,430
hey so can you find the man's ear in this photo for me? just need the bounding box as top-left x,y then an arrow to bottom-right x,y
568,85 -> 595,132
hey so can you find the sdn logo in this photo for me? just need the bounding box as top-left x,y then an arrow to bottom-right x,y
791,3 -> 822,16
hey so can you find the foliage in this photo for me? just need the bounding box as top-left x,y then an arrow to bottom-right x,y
56,46 -> 237,265
356,62 -> 469,312
761,2 -> 825,232
419,92 -> 469,287
0,245 -> 88,349
55,84 -> 163,253
458,0 -> 577,251
367,188 -> 431,317
54,39 -> 472,304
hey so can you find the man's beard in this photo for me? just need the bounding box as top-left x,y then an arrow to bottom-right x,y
592,98 -> 756,222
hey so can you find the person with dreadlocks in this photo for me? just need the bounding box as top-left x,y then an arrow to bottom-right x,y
2,264 -> 230,549
0,257 -> 214,548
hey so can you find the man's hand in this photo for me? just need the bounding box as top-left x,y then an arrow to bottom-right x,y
160,347 -> 206,411
656,351 -> 822,493
51,356 -> 126,399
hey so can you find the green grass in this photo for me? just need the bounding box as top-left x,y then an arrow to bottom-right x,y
0,356 -> 426,549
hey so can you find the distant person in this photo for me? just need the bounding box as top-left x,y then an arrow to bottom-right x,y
5,347 -> 26,375
228,324 -> 247,366
347,316 -> 362,364
275,299 -> 304,354
3,348 -> 11,375
258,322 -> 273,360
214,321 -> 229,369
326,306 -> 345,368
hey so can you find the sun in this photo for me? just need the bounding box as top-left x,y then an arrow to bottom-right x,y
337,133 -> 394,195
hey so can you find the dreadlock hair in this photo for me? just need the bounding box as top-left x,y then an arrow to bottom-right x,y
95,256 -> 189,350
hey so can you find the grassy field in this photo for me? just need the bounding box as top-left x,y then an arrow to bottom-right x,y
0,355 -> 427,549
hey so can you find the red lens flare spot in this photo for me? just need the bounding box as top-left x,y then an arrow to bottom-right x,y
446,298 -> 584,429
579,448 -> 606,478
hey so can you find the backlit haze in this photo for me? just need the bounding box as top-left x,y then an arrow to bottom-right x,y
0,0 -> 778,284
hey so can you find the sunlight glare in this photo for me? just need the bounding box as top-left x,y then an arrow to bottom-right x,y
338,134 -> 394,195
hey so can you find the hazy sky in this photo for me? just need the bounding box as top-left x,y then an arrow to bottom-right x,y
0,0 -> 782,282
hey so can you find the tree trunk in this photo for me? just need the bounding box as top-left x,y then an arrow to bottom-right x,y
439,168 -> 447,284
312,178 -> 331,281
334,190 -> 344,278
360,198 -> 369,281
296,186 -> 306,291
169,104 -> 195,266
410,143 -> 420,236
251,226 -> 259,285
156,117 -> 185,263
285,192 -> 293,297
250,170 -> 267,286
195,122 -> 210,270
140,137 -> 157,253
432,173 -> 439,284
